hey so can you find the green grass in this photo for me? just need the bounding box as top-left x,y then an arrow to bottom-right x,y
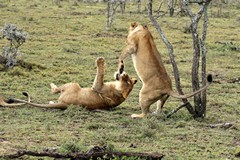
0,0 -> 240,159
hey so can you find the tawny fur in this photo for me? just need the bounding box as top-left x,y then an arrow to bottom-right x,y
119,22 -> 211,118
0,57 -> 137,110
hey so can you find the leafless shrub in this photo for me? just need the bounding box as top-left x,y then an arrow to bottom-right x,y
1,24 -> 28,68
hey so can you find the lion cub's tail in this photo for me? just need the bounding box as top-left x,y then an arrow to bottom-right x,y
4,92 -> 67,109
169,74 -> 213,99
0,92 -> 30,107
13,97 -> 68,109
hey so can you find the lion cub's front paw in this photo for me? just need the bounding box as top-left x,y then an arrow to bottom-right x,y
118,60 -> 124,74
131,113 -> 145,118
96,57 -> 105,66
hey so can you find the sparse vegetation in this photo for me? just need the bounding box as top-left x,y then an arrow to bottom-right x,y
1,23 -> 28,68
0,0 -> 239,159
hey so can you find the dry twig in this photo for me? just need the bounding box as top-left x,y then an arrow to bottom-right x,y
209,120 -> 239,129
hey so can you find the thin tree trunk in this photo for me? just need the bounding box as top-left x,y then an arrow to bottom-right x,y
201,4 -> 209,117
106,1 -> 120,29
106,0 -> 111,29
184,0 -> 203,117
183,0 -> 212,118
191,23 -> 202,116
168,0 -> 175,16
136,0 -> 141,13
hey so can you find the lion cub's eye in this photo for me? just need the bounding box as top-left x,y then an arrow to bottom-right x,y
131,22 -> 138,28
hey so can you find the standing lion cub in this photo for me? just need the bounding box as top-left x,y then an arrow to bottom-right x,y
0,57 -> 137,110
119,22 -> 212,118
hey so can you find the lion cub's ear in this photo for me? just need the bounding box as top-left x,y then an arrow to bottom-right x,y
131,78 -> 138,84
122,90 -> 128,99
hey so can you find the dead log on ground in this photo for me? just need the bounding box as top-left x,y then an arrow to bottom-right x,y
0,150 -> 164,160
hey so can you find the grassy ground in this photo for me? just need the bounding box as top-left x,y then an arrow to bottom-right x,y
0,0 -> 240,159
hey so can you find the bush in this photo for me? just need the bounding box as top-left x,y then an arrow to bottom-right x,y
1,23 -> 28,68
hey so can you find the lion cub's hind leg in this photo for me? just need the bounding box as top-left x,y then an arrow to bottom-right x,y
92,57 -> 105,92
154,95 -> 169,114
49,83 -> 60,104
50,83 -> 60,94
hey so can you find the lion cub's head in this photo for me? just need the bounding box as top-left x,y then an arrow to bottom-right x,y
115,72 -> 137,99
128,22 -> 148,37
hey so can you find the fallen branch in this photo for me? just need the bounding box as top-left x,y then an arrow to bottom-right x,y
209,122 -> 233,129
166,102 -> 190,118
1,150 -> 164,160
209,120 -> 239,129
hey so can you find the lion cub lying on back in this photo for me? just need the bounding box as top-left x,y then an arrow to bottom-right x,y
0,57 -> 137,110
